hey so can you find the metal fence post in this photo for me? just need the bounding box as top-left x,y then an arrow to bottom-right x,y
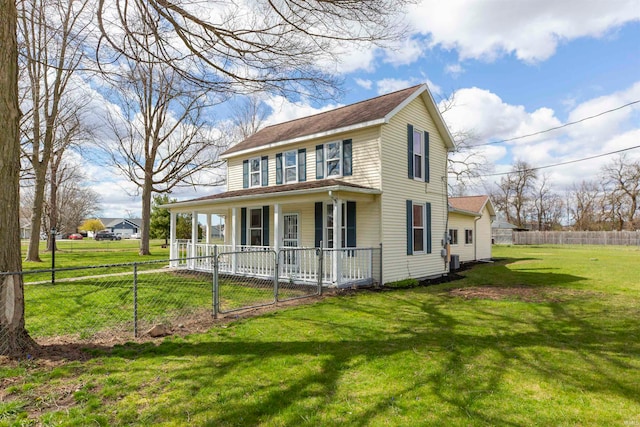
213,245 -> 219,319
317,242 -> 324,296
133,263 -> 138,338
274,250 -> 280,303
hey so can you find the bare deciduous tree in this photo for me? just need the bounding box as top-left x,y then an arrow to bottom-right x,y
96,0 -> 410,97
602,154 -> 640,231
491,160 -> 537,227
18,0 -> 92,261
568,180 -> 601,230
439,90 -> 492,196
104,52 -> 226,255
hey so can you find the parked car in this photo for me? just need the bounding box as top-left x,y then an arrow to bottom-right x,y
94,231 -> 121,241
68,233 -> 83,240
130,232 -> 141,239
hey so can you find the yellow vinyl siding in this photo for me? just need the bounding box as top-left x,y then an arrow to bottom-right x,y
217,196 -> 380,250
379,95 -> 449,283
448,213 -> 476,262
225,127 -> 382,192
475,206 -> 493,260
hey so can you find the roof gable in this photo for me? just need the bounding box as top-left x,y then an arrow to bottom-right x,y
222,84 -> 455,158
449,195 -> 496,217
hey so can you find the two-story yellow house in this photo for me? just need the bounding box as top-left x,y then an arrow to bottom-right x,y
165,84 -> 456,286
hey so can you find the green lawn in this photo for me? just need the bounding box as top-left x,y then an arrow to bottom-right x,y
20,239 -> 171,271
2,245 -> 639,426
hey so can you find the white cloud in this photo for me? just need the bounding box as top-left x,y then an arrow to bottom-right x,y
440,87 -> 561,144
382,37 -> 424,66
354,78 -> 373,90
443,81 -> 640,193
408,0 -> 640,62
444,63 -> 464,77
375,77 -> 442,96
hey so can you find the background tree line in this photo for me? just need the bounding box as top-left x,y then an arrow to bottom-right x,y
490,154 -> 640,231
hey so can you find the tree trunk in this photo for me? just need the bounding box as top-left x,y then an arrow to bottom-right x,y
27,165 -> 47,260
0,0 -> 36,356
139,172 -> 153,256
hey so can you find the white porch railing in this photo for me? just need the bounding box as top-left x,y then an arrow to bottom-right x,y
171,242 -> 375,287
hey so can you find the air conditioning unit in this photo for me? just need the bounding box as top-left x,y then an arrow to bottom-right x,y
450,254 -> 460,270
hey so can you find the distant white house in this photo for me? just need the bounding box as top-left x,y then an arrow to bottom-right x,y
448,195 -> 496,262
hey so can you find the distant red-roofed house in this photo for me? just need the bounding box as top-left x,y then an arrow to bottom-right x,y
164,84 -> 457,286
448,195 -> 497,262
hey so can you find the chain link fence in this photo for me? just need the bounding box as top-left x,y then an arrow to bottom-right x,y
1,246 -> 381,346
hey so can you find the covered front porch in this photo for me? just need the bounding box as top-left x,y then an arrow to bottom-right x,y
165,180 -> 382,287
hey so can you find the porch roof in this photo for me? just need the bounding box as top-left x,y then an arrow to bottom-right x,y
163,179 -> 381,210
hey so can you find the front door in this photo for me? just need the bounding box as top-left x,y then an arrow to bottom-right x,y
283,213 -> 299,268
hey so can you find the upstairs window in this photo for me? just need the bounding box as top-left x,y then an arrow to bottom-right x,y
276,149 -> 306,184
407,124 -> 429,182
326,142 -> 342,177
413,129 -> 423,180
316,139 -> 352,179
243,156 -> 268,188
249,157 -> 261,187
284,150 -> 298,183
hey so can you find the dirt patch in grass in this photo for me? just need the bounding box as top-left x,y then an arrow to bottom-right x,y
446,285 -> 591,303
1,292 -> 334,365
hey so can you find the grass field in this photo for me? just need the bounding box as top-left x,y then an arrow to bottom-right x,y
20,239 -> 171,271
1,245 -> 639,426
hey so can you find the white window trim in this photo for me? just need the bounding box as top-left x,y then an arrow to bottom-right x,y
412,203 -> 426,254
465,229 -> 473,245
249,156 -> 262,188
325,141 -> 342,178
284,150 -> 298,184
449,229 -> 458,246
325,201 -> 347,248
248,207 -> 263,246
413,128 -> 424,182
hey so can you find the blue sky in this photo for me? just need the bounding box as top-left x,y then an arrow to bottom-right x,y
95,1 -> 640,216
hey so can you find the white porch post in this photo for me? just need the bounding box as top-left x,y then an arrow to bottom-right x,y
274,203 -> 281,253
333,199 -> 342,285
191,210 -> 198,268
231,207 -> 238,273
205,214 -> 211,245
169,210 -> 177,266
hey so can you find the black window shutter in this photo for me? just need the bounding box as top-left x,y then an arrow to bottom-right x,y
241,208 -> 247,246
406,200 -> 413,255
343,139 -> 352,176
407,124 -> 414,179
242,160 -> 249,189
298,148 -> 306,182
346,201 -> 356,247
275,153 -> 283,185
315,145 -> 324,179
262,206 -> 270,246
314,202 -> 323,247
426,202 -> 432,254
424,131 -> 430,183
261,156 -> 268,186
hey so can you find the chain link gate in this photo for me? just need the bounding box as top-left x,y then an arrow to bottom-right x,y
214,247 -> 323,316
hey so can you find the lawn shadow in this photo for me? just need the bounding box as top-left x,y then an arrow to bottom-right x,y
26,257 -> 640,426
